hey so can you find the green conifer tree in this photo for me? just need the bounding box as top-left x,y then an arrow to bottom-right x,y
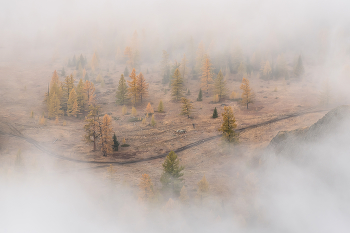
171,68 -> 184,101
212,107 -> 218,118
113,133 -> 119,151
116,74 -> 129,105
160,151 -> 184,195
197,88 -> 203,101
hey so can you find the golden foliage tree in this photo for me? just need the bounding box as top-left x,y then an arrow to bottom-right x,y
214,70 -> 228,101
127,68 -> 138,105
99,114 -> 113,157
197,175 -> 209,201
116,74 -> 128,105
139,174 -> 154,202
181,97 -> 193,118
122,105 -> 127,115
131,106 -> 137,116
84,80 -> 96,106
76,79 -> 87,114
124,46 -> 133,69
136,72 -> 148,103
62,74 -> 75,114
179,185 -> 189,204
171,68 -> 184,101
218,106 -> 238,142
240,77 -> 254,109
150,114 -> 156,127
67,88 -> 79,117
145,102 -> 154,114
201,55 -> 213,95
48,92 -> 62,119
84,105 -> 100,151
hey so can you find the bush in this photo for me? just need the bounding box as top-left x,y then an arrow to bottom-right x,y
121,144 -> 130,147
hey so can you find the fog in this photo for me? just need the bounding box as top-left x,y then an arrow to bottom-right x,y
1,0 -> 350,232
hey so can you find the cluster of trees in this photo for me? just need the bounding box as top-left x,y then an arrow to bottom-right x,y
116,68 -> 149,106
45,70 -> 96,119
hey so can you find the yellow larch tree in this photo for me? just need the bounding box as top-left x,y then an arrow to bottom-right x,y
214,70 -> 228,101
136,72 -> 148,103
171,68 -> 184,101
76,79 -> 87,114
218,106 -> 238,142
201,55 -> 213,95
62,74 -> 75,114
197,175 -> 209,202
124,46 -> 133,69
127,68 -> 138,105
145,102 -> 154,114
139,174 -> 154,202
181,97 -> 193,118
179,185 -> 189,204
240,77 -> 254,109
99,114 -> 113,157
84,80 -> 96,106
48,92 -> 62,119
67,88 -> 79,117
84,105 -> 100,151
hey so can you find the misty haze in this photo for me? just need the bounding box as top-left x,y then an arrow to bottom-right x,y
1,0 -> 350,232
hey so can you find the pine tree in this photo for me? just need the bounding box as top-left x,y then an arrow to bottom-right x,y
84,80 -> 95,106
186,89 -> 191,95
136,72 -> 148,103
76,79 -> 87,114
294,55 -> 305,78
128,68 -> 138,105
158,100 -> 164,112
124,66 -> 129,77
160,151 -> 184,194
146,102 -> 154,114
139,174 -> 154,202
179,185 -> 189,204
116,74 -> 128,105
214,70 -> 228,101
201,55 -> 213,95
84,105 -> 100,151
48,92 -> 62,119
212,107 -> 218,118
181,97 -> 193,118
99,114 -> 113,156
240,77 -> 254,109
67,88 -> 79,117
218,106 -> 238,142
197,88 -> 203,101
112,133 -> 119,151
171,68 -> 184,101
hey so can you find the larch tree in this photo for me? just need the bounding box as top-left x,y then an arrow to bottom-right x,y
181,97 -> 193,118
124,46 -> 133,69
201,55 -> 213,95
76,79 -> 87,114
67,88 -> 79,117
145,102 -> 154,114
136,72 -> 148,103
127,68 -> 138,105
116,74 -> 129,105
139,174 -> 154,202
240,77 -> 254,109
214,70 -> 228,101
48,92 -> 62,119
160,151 -> 184,195
62,74 -> 75,114
294,55 -> 305,78
84,80 -> 96,106
179,185 -> 189,204
99,114 -> 113,157
197,175 -> 209,201
218,106 -> 238,142
150,114 -> 156,127
171,68 -> 184,101
84,105 -> 100,151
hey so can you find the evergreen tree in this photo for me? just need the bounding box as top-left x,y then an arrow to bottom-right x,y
116,74 -> 128,105
212,107 -> 218,118
158,100 -> 164,112
67,88 -> 79,117
240,77 -> 254,109
160,151 -> 184,195
139,174 -> 154,202
124,66 -> 129,77
136,72 -> 148,103
171,68 -> 184,101
99,114 -> 113,156
61,67 -> 66,77
181,97 -> 193,118
84,105 -> 100,151
214,70 -> 228,101
128,68 -> 138,105
294,55 -> 305,78
113,133 -> 119,151
201,55 -> 213,95
197,88 -> 203,101
186,89 -> 191,95
218,106 -> 238,142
